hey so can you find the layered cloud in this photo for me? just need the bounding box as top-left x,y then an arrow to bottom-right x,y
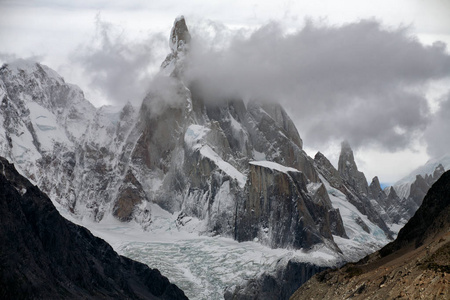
185,19 -> 450,154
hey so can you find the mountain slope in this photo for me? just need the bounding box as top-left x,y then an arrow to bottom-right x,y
290,170 -> 450,300
0,156 -> 187,300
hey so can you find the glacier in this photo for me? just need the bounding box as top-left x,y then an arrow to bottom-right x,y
56,202 -> 343,300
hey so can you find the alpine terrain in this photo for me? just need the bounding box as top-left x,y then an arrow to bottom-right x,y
0,16 -> 436,299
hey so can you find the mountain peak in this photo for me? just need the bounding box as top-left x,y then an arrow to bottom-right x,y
338,140 -> 369,196
161,16 -> 191,74
338,140 -> 356,177
169,15 -> 191,53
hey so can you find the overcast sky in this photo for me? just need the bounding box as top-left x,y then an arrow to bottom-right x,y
1,0 -> 449,184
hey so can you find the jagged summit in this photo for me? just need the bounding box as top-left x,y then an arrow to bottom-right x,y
338,140 -> 369,197
338,140 -> 356,176
170,15 -> 191,53
161,16 -> 191,75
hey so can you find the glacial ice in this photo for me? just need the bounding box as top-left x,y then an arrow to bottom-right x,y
57,203 -> 341,300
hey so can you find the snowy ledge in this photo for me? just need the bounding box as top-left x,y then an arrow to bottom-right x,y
249,160 -> 299,174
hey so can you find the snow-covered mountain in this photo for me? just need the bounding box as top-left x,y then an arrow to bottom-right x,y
0,59 -> 144,224
0,16 -> 421,299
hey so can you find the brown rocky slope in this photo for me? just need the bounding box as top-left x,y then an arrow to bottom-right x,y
290,170 -> 450,300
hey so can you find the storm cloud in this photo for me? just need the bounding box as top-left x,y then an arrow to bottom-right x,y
185,19 -> 450,153
71,15 -> 166,106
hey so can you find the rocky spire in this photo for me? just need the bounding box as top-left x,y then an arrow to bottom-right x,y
369,176 -> 385,200
338,140 -> 369,196
169,16 -> 191,53
161,16 -> 191,74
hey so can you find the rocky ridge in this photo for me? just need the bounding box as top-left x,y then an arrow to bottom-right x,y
290,170 -> 450,300
392,155 -> 449,221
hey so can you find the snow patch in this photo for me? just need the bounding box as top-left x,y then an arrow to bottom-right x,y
249,160 -> 299,174
28,102 -> 72,152
200,145 -> 246,188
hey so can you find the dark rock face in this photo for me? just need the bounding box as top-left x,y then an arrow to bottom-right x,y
0,157 -> 188,300
224,260 -> 328,300
235,163 -> 345,249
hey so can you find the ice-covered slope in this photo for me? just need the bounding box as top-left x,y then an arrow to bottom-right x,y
57,200 -> 344,300
0,59 -> 143,223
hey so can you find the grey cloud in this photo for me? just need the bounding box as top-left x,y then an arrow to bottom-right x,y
424,92 -> 450,158
185,19 -> 450,152
71,15 -> 166,106
142,74 -> 187,117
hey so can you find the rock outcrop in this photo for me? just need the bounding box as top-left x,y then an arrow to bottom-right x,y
235,161 -> 344,249
0,156 -> 187,300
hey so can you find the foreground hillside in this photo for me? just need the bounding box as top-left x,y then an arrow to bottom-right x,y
0,156 -> 187,300
291,170 -> 450,300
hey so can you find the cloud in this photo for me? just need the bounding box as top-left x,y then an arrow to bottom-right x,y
71,14 -> 166,106
184,19 -> 450,153
424,92 -> 450,157
0,52 -> 45,65
141,74 -> 188,117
